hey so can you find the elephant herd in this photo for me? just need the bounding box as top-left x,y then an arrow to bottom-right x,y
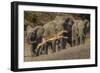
25,16 -> 90,57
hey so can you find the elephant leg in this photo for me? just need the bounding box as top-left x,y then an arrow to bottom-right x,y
49,41 -> 55,53
72,39 -> 75,46
59,39 -> 63,50
36,44 -> 45,56
52,40 -> 56,53
55,39 -> 61,51
44,43 -> 48,55
35,46 -> 41,56
75,36 -> 78,45
80,35 -> 83,44
62,38 -> 66,49
45,42 -> 49,54
82,34 -> 85,44
31,43 -> 38,56
67,37 -> 72,47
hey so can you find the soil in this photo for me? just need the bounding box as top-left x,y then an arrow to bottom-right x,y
24,39 -> 90,61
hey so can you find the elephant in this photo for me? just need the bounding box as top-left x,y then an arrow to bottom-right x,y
72,17 -> 89,45
72,20 -> 79,46
62,18 -> 74,47
74,18 -> 88,45
28,26 -> 44,56
83,19 -> 90,39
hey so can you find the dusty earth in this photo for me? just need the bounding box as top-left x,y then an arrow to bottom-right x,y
24,38 -> 90,62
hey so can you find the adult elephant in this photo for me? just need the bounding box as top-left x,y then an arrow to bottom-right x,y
77,19 -> 86,44
42,16 -> 64,52
62,18 -> 74,47
28,26 -> 44,56
72,16 -> 87,45
72,19 -> 79,46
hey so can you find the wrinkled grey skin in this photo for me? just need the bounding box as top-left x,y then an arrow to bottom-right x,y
43,16 -> 65,37
72,19 -> 79,46
41,16 -> 66,53
62,18 -> 74,47
26,16 -> 90,56
78,19 -> 85,44
43,16 -> 74,49
43,16 -> 74,51
27,16 -> 66,56
28,26 -> 44,56
83,19 -> 90,38
77,19 -> 90,44
72,18 -> 89,45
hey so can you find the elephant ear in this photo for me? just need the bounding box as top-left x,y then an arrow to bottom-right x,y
27,31 -> 36,44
